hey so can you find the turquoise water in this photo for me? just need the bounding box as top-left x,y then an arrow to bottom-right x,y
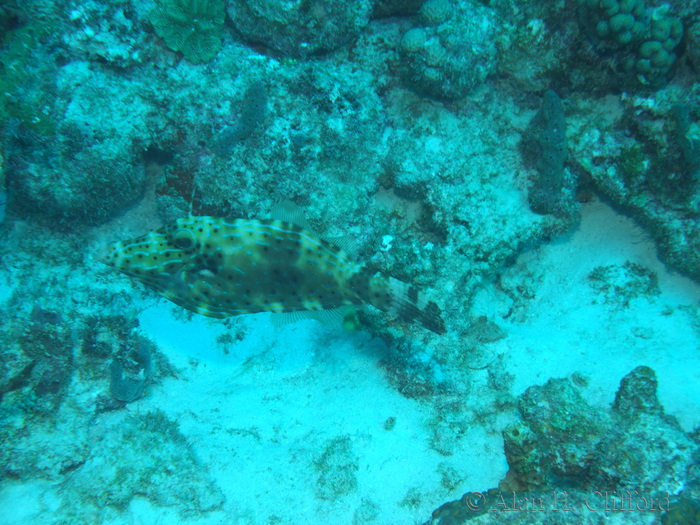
1,1 -> 699,523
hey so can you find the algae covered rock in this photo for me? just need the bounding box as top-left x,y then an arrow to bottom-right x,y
398,0 -> 498,99
574,94 -> 700,281
62,410 -> 224,515
226,0 -> 373,57
63,1 -> 153,68
501,376 -> 609,492
427,367 -> 700,524
176,59 -> 386,223
501,367 -> 699,497
521,90 -> 576,219
5,65 -> 152,226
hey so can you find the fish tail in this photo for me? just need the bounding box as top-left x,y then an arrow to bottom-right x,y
356,271 -> 446,335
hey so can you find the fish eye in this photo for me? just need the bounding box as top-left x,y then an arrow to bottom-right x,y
172,228 -> 196,249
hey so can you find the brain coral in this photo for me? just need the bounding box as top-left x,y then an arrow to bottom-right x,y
420,0 -> 453,25
226,0 -> 373,57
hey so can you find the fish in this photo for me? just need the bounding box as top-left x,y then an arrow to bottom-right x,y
101,205 -> 446,335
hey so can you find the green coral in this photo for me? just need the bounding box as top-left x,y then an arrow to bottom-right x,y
579,0 -> 683,86
149,0 -> 225,64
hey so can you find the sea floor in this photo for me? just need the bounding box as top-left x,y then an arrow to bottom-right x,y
0,199 -> 698,524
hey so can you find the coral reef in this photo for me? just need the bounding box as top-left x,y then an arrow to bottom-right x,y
569,88 -> 700,280
226,0 -> 373,57
62,410 -> 224,515
577,0 -> 683,87
0,10 -> 58,136
493,1 -> 580,93
0,228 -> 175,493
399,0 -> 498,99
520,90 -> 576,219
424,367 -> 700,524
372,0 -> 422,18
503,366 -> 698,496
501,375 -> 609,492
156,57 -> 389,225
686,21 -> 700,71
4,60 -> 155,225
63,0 -> 153,68
0,242 -> 207,517
1,1 -> 699,521
213,79 -> 268,155
662,497 -> 700,525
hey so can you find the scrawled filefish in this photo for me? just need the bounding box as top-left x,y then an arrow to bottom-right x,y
102,209 -> 446,334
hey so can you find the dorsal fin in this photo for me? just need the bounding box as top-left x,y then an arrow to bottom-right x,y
325,235 -> 362,258
270,201 -> 363,256
270,200 -> 316,233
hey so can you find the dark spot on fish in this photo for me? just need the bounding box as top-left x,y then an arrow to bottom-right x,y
408,286 -> 418,303
165,253 -> 170,257
198,228 -> 203,232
